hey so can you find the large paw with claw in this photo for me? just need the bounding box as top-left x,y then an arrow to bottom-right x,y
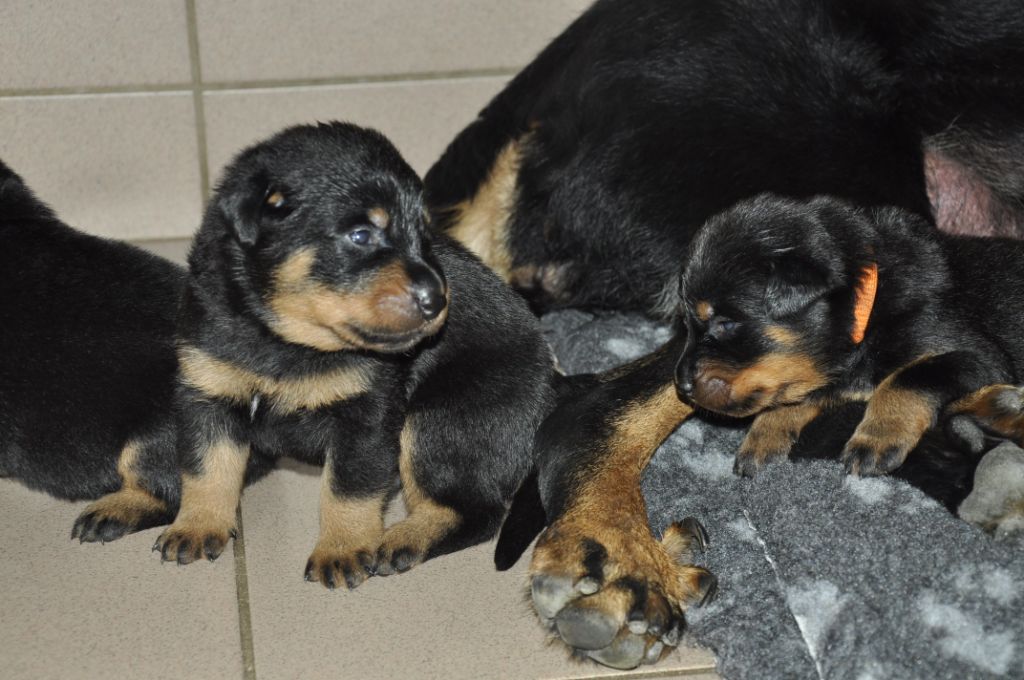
530,516 -> 716,669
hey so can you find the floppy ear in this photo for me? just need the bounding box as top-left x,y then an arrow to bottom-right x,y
764,254 -> 834,317
217,170 -> 273,247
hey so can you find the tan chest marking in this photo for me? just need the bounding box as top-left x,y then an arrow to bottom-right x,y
178,345 -> 370,413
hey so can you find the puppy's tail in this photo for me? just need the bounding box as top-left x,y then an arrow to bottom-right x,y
0,158 -> 56,222
495,470 -> 547,571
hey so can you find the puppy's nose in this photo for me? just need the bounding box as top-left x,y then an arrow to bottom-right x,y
407,262 -> 447,321
413,284 -> 446,320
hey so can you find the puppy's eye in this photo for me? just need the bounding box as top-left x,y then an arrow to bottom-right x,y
263,189 -> 291,217
708,317 -> 739,339
348,227 -> 374,246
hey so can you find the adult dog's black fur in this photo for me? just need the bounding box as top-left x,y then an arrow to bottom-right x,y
424,0 -> 1024,669
0,123 -> 556,589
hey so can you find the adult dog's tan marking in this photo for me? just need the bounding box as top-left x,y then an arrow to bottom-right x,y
446,136 -> 529,280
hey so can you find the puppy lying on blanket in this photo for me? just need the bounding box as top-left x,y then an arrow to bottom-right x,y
0,123 -> 557,587
673,193 -> 1024,478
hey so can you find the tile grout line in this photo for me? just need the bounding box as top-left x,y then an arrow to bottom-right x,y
565,665 -> 719,680
233,507 -> 258,680
0,68 -> 516,99
185,0 -> 211,205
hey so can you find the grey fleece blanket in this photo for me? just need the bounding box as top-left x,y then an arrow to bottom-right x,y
542,310 -> 1024,680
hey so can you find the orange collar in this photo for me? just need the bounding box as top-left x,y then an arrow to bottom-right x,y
851,263 -> 878,344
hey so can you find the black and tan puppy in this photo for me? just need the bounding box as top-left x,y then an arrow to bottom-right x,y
673,193 -> 1024,477
1,123 -> 556,588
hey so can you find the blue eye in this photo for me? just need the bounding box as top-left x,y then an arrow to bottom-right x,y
348,228 -> 373,246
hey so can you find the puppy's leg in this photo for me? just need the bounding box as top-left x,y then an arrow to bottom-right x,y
72,438 -> 175,543
375,423 -> 461,575
154,396 -> 249,564
304,412 -> 398,590
530,337 -> 716,670
734,402 -> 822,477
304,449 -> 388,590
842,351 -> 1009,475
948,384 -> 1024,446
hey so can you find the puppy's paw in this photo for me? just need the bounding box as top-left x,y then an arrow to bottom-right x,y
153,521 -> 236,564
734,436 -> 791,478
72,491 -> 170,543
374,521 -> 431,576
530,516 -> 715,670
950,385 -> 1024,446
304,544 -> 378,590
841,415 -> 922,476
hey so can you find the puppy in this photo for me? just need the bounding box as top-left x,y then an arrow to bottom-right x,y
674,193 -> 1024,477
1,123 -> 556,588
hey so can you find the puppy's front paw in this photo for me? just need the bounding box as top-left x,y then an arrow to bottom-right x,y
72,490 -> 171,543
531,516 -> 715,670
304,544 -> 378,590
153,521 -> 236,564
842,412 -> 925,476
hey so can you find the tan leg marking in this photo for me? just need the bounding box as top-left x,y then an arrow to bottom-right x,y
949,384 -> 1024,445
72,441 -> 169,542
530,385 -> 714,665
305,461 -> 386,590
843,369 -> 937,475
377,423 -> 460,575
154,439 -> 249,564
446,136 -> 528,280
735,402 -> 822,475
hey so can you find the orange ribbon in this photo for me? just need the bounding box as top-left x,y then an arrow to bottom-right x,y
851,263 -> 878,344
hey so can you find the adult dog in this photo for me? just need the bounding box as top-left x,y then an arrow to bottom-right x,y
424,0 -> 1024,668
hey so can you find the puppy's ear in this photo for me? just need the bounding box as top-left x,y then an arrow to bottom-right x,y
217,170 -> 290,247
764,254 -> 833,318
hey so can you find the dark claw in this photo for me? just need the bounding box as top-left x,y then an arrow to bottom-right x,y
697,571 -> 719,607
357,550 -> 377,576
322,564 -> 336,590
733,453 -> 758,478
681,517 -> 709,552
304,559 -> 314,581
204,536 -> 223,561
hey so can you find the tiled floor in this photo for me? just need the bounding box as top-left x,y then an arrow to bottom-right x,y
0,243 -> 721,680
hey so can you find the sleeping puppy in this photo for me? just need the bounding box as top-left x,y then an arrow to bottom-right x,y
673,193 -> 1024,477
1,123 -> 555,588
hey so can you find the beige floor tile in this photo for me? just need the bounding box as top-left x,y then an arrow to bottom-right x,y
203,77 -> 507,181
0,479 -> 243,680
0,1 -> 191,91
0,93 -> 202,241
240,463 -> 717,680
196,0 -> 591,84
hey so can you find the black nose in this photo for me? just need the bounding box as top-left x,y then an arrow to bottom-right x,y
408,262 -> 447,321
414,284 -> 446,320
